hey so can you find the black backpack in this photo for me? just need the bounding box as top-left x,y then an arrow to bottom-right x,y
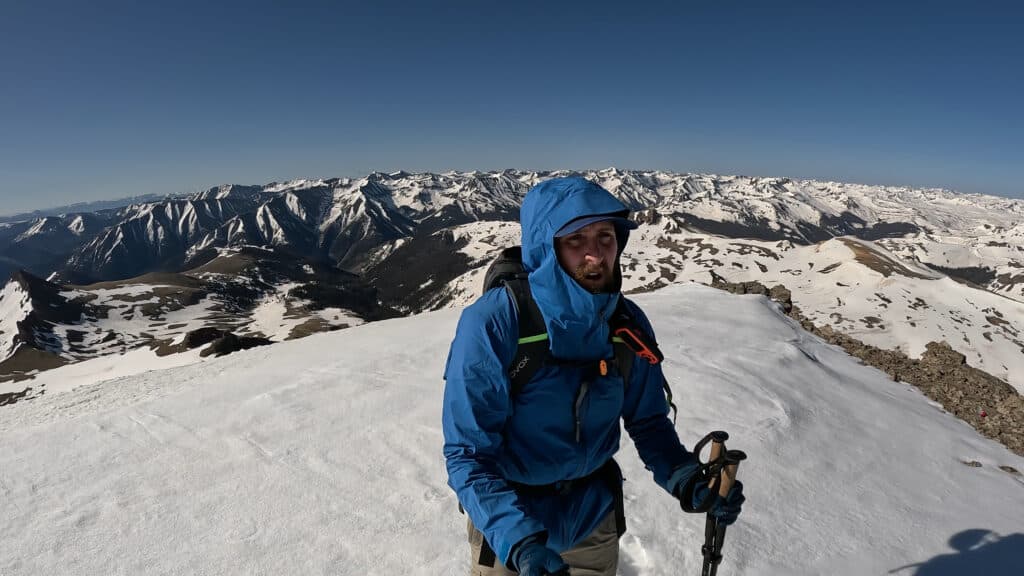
482,246 -> 676,417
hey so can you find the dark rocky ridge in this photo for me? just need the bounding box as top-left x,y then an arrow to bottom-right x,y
708,273 -> 1024,457
924,264 -> 998,286
678,210 -> 922,245
363,229 -> 474,312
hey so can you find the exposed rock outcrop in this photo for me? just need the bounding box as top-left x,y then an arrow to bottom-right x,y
183,328 -> 273,358
201,332 -> 273,358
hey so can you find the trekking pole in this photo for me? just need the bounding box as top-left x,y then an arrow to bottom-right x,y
701,435 -> 747,576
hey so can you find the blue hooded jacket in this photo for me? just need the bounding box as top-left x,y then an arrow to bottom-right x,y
442,177 -> 692,566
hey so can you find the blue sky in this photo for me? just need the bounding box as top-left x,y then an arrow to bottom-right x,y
1,0 -> 1022,215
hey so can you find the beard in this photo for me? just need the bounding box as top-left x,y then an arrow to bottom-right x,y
571,262 -> 617,293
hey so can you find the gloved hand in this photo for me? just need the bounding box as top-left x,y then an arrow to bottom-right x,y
667,461 -> 746,526
509,533 -> 569,576
707,480 -> 744,526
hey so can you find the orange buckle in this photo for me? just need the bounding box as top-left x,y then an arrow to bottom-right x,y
599,359 -> 608,376
614,326 -> 661,365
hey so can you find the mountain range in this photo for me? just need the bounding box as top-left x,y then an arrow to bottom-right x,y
2,170 -> 1023,421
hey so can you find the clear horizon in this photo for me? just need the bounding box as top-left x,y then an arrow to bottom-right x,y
2,0 -> 1022,215
1,167 -> 1019,219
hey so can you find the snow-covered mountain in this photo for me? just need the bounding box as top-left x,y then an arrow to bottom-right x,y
0,213 -> 114,281
1,284 -> 1020,575
4,170 -> 1020,293
52,173 -> 529,284
26,170 -> 1022,296
3,169 -> 1023,402
64,192 -> 263,282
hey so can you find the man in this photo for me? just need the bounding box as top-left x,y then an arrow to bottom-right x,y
443,177 -> 744,576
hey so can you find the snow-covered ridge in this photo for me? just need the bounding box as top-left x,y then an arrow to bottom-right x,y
1,284 -> 1020,575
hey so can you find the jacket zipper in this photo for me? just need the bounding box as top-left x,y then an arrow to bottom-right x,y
574,380 -> 590,443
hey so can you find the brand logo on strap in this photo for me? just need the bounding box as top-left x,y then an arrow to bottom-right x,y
509,356 -> 530,379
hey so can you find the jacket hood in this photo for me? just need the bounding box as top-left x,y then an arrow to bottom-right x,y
520,177 -> 634,360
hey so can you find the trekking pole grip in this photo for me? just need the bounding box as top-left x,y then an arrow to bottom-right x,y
717,450 -> 747,497
707,433 -> 727,494
682,431 -> 733,513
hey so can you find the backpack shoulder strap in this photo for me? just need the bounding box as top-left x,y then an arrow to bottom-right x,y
503,275 -> 550,396
610,298 -> 678,422
613,340 -> 635,389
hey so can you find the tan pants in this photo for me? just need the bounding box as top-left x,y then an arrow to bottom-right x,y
467,512 -> 619,576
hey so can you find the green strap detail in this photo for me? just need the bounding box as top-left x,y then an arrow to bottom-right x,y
518,333 -> 548,344
524,334 -> 626,342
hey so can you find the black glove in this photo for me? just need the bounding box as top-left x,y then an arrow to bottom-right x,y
707,480 -> 744,526
509,534 -> 569,576
668,462 -> 746,526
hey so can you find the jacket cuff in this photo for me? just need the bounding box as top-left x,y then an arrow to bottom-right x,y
665,457 -> 700,496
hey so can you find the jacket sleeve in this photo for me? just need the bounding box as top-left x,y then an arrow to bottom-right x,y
442,291 -> 547,566
619,299 -> 696,492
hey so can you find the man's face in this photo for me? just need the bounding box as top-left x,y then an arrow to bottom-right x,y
555,220 -> 619,293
